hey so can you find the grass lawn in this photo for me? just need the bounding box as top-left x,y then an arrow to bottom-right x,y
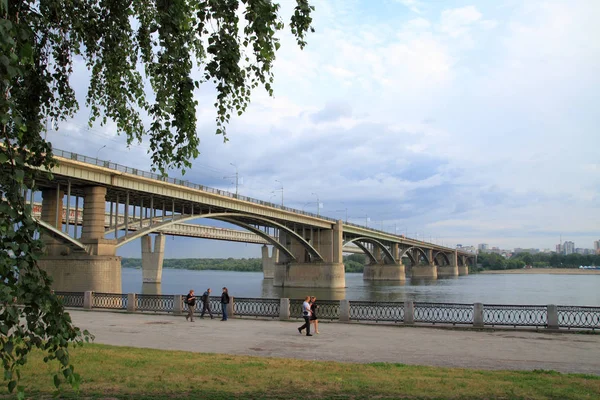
3,343 -> 599,399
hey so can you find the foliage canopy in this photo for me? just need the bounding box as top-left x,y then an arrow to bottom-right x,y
0,0 -> 313,396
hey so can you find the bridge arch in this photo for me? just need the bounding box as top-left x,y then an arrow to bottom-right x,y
432,251 -> 451,266
115,212 -> 324,262
399,246 -> 430,266
343,237 -> 395,264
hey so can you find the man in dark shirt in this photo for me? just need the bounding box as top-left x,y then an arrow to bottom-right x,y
200,288 -> 213,319
185,289 -> 196,322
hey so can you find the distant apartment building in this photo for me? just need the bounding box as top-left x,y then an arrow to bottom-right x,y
478,243 -> 489,251
595,240 -> 600,255
555,244 -> 562,254
575,248 -> 587,255
563,241 -> 575,255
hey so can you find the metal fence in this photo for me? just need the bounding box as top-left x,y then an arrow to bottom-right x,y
483,304 -> 547,327
137,294 -> 175,313
92,292 -> 127,310
58,291 -> 599,330
234,298 -> 280,318
415,303 -> 474,325
350,301 -> 404,322
54,291 -> 84,308
557,305 -> 600,329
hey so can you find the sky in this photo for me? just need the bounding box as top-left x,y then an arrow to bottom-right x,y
46,0 -> 600,258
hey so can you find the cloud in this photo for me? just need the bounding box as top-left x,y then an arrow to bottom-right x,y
50,0 -> 600,257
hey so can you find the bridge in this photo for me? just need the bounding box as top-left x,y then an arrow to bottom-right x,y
25,148 -> 475,292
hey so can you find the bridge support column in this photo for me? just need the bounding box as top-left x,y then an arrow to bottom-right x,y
363,263 -> 406,280
142,234 -> 165,283
39,185 -> 121,293
274,220 -> 345,288
458,255 -> 469,276
363,242 -> 406,281
40,188 -> 66,256
261,245 -> 279,279
411,264 -> 437,279
437,251 -> 459,277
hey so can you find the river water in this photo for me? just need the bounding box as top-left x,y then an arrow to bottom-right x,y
122,268 -> 600,306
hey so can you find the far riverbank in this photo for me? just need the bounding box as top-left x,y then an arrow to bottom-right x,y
481,268 -> 600,275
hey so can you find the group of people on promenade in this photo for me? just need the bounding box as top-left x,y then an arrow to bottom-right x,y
185,287 -> 230,322
298,296 -> 320,336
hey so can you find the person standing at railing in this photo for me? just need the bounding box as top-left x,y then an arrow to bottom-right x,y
200,288 -> 213,319
297,296 -> 313,336
220,287 -> 230,321
310,296 -> 320,334
185,290 -> 197,322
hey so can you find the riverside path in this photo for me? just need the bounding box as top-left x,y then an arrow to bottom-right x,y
68,310 -> 600,375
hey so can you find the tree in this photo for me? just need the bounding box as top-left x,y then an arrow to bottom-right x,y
0,0 -> 314,395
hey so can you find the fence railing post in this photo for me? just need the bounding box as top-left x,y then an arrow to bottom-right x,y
174,295 -> 183,315
547,304 -> 559,330
228,297 -> 234,318
404,301 -> 414,324
340,299 -> 350,322
279,298 -> 290,320
127,293 -> 136,312
84,291 -> 93,310
473,303 -> 484,328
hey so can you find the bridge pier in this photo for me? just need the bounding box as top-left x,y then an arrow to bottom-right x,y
363,264 -> 406,280
39,186 -> 122,292
458,266 -> 469,276
142,234 -> 165,283
363,243 -> 406,281
411,264 -> 437,279
437,250 -> 459,277
261,245 -> 279,279
274,220 -> 345,288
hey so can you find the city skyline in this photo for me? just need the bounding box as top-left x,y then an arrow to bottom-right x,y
44,0 -> 599,258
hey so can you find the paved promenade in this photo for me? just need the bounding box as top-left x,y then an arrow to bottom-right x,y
69,310 -> 600,375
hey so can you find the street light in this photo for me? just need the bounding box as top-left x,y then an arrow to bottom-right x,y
311,192 -> 320,216
274,180 -> 283,206
334,208 -> 348,223
230,163 -> 239,196
96,144 -> 106,159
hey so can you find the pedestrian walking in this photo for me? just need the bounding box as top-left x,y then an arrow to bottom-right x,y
185,289 -> 196,322
220,287 -> 230,321
310,296 -> 320,334
200,288 -> 213,319
297,296 -> 312,336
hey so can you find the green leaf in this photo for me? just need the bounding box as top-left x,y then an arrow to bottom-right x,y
8,380 -> 16,393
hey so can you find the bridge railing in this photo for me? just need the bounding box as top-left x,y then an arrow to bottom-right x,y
52,148 -> 469,253
58,291 -> 599,331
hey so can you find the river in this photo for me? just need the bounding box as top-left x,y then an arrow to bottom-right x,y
121,268 -> 600,306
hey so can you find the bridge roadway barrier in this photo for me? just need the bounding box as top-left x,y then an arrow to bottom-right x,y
54,291 -> 600,332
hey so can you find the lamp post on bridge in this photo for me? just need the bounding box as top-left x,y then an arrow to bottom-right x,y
311,192 -> 320,216
230,163 -> 239,195
274,180 -> 283,207
96,144 -> 106,159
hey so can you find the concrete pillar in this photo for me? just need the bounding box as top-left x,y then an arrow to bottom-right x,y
174,295 -> 183,315
473,302 -> 484,328
40,188 -> 65,256
39,185 -> 122,293
141,234 -> 165,283
262,245 -> 279,279
279,298 -> 290,320
363,264 -> 406,281
84,291 -> 93,310
127,293 -> 136,312
438,251 -> 459,277
373,247 -> 382,263
339,299 -> 350,322
547,304 -> 559,330
404,301 -> 414,324
412,264 -> 437,279
458,265 -> 469,276
274,220 -> 345,288
227,297 -> 234,318
391,243 -> 399,262
81,186 -> 107,241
